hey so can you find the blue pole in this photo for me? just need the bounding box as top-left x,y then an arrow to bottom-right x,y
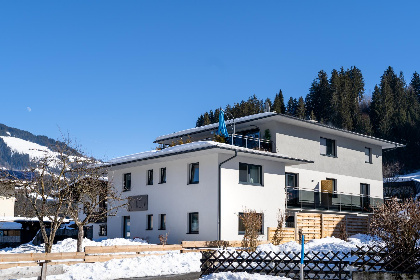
300,234 -> 304,280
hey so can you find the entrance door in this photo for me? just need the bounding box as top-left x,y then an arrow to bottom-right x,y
321,180 -> 333,209
360,184 -> 370,211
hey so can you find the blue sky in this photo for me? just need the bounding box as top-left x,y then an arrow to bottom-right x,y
1,1 -> 419,160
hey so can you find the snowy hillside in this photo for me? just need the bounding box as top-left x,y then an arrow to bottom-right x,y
0,123 -> 82,170
0,136 -> 57,161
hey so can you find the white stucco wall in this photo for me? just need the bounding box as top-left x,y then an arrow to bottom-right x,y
268,122 -> 383,197
0,196 -> 15,217
219,154 -> 287,241
107,151 -> 219,244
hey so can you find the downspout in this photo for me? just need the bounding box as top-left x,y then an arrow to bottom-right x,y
218,150 -> 237,240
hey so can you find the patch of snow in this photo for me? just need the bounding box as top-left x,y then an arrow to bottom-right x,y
388,170 -> 420,183
201,272 -> 292,280
6,131 -> 11,136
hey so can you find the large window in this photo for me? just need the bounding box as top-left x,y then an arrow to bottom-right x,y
123,173 -> 131,191
147,214 -> 153,230
160,168 -> 166,184
238,212 -> 264,235
123,216 -> 130,238
239,163 -> 262,185
320,137 -> 336,157
188,212 -> 199,234
147,170 -> 153,185
159,214 -> 166,230
365,147 -> 372,163
189,163 -> 199,184
286,173 -> 299,206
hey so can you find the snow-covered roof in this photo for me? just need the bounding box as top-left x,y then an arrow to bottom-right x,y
0,221 -> 22,230
108,141 -> 313,167
154,112 -> 404,149
386,170 -> 420,183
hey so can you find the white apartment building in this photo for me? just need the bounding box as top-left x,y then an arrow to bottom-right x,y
106,112 -> 403,244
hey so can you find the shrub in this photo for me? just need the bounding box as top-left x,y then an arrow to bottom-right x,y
370,198 -> 420,272
272,209 -> 287,245
239,209 -> 263,251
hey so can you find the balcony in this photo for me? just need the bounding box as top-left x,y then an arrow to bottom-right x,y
225,134 -> 273,152
286,187 -> 383,213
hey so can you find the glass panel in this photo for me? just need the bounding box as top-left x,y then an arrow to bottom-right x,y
238,213 -> 245,233
239,163 -> 247,183
320,138 -> 327,155
147,215 -> 153,230
248,165 -> 261,184
124,216 -> 130,238
148,170 -> 153,185
160,214 -> 166,230
161,168 -> 166,183
189,213 -> 199,233
190,163 -> 199,184
124,173 -> 131,191
365,148 -> 371,163
286,174 -> 296,187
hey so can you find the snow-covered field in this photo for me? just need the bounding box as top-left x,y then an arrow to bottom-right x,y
0,235 -> 376,280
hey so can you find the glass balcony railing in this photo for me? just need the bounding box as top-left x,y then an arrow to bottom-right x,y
227,134 -> 273,152
286,187 -> 383,213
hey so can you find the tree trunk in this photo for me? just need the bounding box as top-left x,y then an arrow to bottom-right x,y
77,225 -> 84,252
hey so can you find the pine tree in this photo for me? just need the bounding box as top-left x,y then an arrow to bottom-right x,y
273,90 -> 286,114
203,112 -> 211,125
286,97 -> 295,115
410,72 -> 420,102
306,70 -> 331,123
196,115 -> 204,127
296,97 -> 306,119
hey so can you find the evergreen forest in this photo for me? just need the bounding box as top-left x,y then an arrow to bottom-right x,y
195,66 -> 420,175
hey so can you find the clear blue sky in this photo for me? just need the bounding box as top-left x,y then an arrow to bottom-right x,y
1,1 -> 419,160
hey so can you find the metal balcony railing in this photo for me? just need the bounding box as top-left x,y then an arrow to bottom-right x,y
286,187 -> 383,213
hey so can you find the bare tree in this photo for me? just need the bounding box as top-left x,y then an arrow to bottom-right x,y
239,209 -> 263,251
271,209 -> 288,245
67,163 -> 126,252
370,198 -> 420,271
0,138 -> 125,253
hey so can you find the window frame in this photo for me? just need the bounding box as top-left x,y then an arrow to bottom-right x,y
147,214 -> 153,230
239,162 -> 263,186
365,147 -> 372,163
159,167 -> 166,184
238,212 -> 264,235
123,173 -> 131,192
320,137 -> 337,157
189,163 -> 199,184
147,169 -> 153,185
159,214 -> 166,230
99,224 -> 107,236
188,212 -> 199,234
123,216 -> 130,238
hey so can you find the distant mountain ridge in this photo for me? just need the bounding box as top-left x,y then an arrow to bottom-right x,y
0,123 -> 81,170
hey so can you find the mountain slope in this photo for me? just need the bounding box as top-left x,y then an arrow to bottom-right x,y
0,123 -> 80,170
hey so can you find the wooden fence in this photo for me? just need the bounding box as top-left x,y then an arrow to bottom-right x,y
267,213 -> 369,244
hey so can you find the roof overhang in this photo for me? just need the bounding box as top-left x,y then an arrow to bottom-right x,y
108,141 -> 313,167
154,112 -> 404,150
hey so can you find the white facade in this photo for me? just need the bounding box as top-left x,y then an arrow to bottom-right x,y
107,112 -> 403,244
0,196 -> 15,217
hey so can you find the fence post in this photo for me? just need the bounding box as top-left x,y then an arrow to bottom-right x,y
38,262 -> 47,280
321,214 -> 324,238
300,234 -> 304,280
294,212 -> 298,242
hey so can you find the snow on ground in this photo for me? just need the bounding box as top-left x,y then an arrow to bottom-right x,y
391,170 -> 420,183
0,234 -> 377,280
201,272 -> 291,280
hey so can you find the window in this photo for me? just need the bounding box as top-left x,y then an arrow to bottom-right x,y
159,214 -> 166,230
99,224 -> 107,236
360,183 -> 370,210
188,212 -> 199,234
286,173 -> 299,206
239,163 -> 262,185
320,137 -> 336,157
238,212 -> 264,235
123,216 -> 130,238
160,168 -> 166,184
147,170 -> 153,185
123,173 -> 131,191
189,163 -> 199,184
365,147 -> 372,163
147,214 -> 153,230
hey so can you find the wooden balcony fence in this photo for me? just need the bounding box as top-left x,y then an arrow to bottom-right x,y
267,212 -> 369,244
